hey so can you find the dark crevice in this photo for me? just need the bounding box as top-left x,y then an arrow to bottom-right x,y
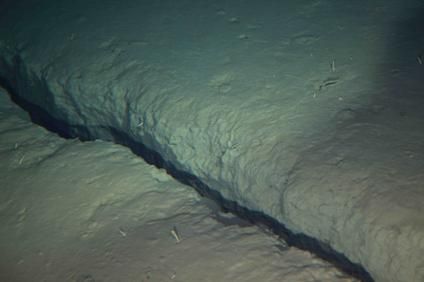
1,83 -> 374,282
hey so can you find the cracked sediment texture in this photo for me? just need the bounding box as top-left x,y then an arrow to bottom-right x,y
1,0 -> 423,281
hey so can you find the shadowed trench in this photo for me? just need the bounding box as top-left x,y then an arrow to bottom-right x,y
1,1 -> 424,281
